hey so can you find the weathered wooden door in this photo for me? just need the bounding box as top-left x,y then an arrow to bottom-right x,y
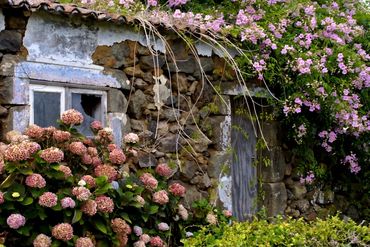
231,98 -> 258,221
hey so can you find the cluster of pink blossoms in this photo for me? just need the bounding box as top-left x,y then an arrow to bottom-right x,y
24,124 -> 44,140
123,132 -> 139,144
61,109 -> 83,126
53,130 -> 71,143
169,183 -> 186,197
94,164 -> 118,182
52,223 -> 74,241
59,165 -> 72,178
140,173 -> 158,190
72,186 -> 91,201
7,213 -> 26,229
4,141 -> 40,162
40,147 -> 64,163
109,148 -> 126,164
69,141 -> 88,156
75,237 -> 94,247
95,195 -> 115,213
111,218 -> 132,235
342,153 -> 361,174
25,173 -> 46,188
300,171 -> 315,185
33,234 -> 52,247
155,163 -> 173,177
150,236 -> 164,247
38,192 -> 58,208
61,197 -> 76,209
81,199 -> 97,216
152,190 -> 169,205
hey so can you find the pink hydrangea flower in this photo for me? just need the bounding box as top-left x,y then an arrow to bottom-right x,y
140,173 -> 158,190
61,197 -> 76,209
123,133 -> 139,144
39,192 -> 58,208
75,237 -> 94,247
87,147 -> 98,157
140,234 -> 151,243
150,236 -> 164,247
61,109 -> 83,126
81,199 -> 97,216
111,218 -> 131,235
109,148 -> 126,164
96,128 -> 114,144
157,222 -> 169,231
169,183 -> 186,197
72,187 -> 91,201
155,163 -> 173,177
25,173 -> 46,188
81,175 -> 96,188
7,213 -> 26,229
0,158 -> 4,174
52,223 -> 74,241
69,142 -> 87,156
4,143 -> 32,162
94,165 -> 117,182
223,210 -> 232,217
40,147 -> 64,163
82,153 -> 93,165
59,165 -> 72,178
152,190 -> 169,205
95,196 -> 114,213
206,213 -> 218,225
178,204 -> 188,220
92,156 -> 102,167
53,130 -> 71,143
133,225 -> 143,236
133,241 -> 146,247
90,120 -> 103,131
24,124 -> 44,139
168,0 -> 188,8
135,195 -> 145,207
33,233 -> 52,247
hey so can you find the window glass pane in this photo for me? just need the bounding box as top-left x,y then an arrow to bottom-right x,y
72,93 -> 102,136
34,91 -> 61,127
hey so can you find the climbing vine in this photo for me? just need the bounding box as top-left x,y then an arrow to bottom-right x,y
64,0 -> 369,186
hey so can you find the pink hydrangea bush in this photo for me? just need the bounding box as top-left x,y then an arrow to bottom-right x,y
0,109 -> 227,245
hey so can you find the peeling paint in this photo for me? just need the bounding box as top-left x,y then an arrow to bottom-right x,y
12,106 -> 30,133
220,115 -> 231,151
107,113 -> 128,147
0,11 -> 4,32
15,61 -> 127,89
218,175 -> 233,211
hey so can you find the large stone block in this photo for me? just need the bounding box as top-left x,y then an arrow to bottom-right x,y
0,76 -> 28,105
0,54 -> 21,76
260,121 -> 281,147
207,150 -> 231,178
201,116 -> 231,151
260,147 -> 286,183
0,30 -> 22,53
262,182 -> 287,217
107,89 -> 127,113
0,105 -> 30,139
128,89 -> 148,119
140,55 -> 165,70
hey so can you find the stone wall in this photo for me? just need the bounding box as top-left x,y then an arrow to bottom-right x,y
0,7 -> 351,220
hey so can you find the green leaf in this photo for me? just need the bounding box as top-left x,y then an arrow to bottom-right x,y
96,176 -> 108,187
72,210 -> 82,224
148,205 -> 159,214
20,197 -> 33,206
95,219 -> 108,234
0,174 -> 17,189
141,213 -> 149,222
119,212 -> 132,224
94,183 -> 113,195
18,166 -> 33,175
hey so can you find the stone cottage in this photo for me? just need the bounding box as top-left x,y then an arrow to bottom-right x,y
0,0 -> 296,221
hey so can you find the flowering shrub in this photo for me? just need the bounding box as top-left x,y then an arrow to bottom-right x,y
0,109 -> 228,246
